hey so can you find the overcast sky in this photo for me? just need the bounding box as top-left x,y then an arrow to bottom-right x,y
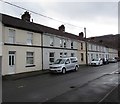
0,0 -> 119,37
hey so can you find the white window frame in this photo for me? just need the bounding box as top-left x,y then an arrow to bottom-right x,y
64,52 -> 67,57
27,32 -> 33,45
50,36 -> 54,46
91,54 -> 93,60
81,42 -> 83,50
26,52 -> 34,65
71,53 -> 75,57
49,52 -> 55,63
63,39 -> 66,48
8,29 -> 15,44
60,39 -> 63,47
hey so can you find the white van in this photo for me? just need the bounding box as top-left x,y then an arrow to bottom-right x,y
49,57 -> 79,74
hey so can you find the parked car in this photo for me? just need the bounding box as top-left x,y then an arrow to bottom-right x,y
115,57 -> 120,62
101,58 -> 109,65
90,58 -> 103,66
108,58 -> 117,63
49,57 -> 79,74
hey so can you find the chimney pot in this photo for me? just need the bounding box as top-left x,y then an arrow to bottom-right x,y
58,25 -> 65,32
21,11 -> 31,22
79,32 -> 84,38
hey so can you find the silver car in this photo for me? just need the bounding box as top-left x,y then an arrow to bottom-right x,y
49,57 -> 79,74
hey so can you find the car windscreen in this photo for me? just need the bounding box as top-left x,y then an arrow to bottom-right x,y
53,59 -> 66,64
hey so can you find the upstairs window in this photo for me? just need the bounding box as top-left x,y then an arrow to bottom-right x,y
63,39 -> 66,48
81,42 -> 83,50
60,39 -> 63,47
96,46 -> 98,51
8,29 -> 15,44
50,36 -> 54,46
71,41 -> 73,49
27,32 -> 33,45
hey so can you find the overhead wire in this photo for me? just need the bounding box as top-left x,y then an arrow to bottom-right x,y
0,0 -> 84,30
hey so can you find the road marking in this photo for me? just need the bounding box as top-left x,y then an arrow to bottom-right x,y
97,85 -> 118,104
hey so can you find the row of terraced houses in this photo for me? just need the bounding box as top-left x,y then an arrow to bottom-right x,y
0,12 -> 118,76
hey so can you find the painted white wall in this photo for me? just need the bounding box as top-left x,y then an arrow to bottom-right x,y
2,26 -> 42,75
42,33 -> 79,69
4,27 -> 41,46
43,33 -> 78,49
43,48 -> 78,69
0,22 -> 2,56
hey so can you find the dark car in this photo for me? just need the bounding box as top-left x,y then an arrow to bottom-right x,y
102,58 -> 109,65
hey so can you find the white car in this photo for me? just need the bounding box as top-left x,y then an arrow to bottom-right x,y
108,58 -> 117,63
90,58 -> 103,66
49,57 -> 79,74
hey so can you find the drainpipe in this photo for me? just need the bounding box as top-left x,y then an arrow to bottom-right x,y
84,27 -> 88,65
41,32 -> 43,70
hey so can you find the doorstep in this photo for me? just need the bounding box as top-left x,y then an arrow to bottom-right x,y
2,69 -> 50,80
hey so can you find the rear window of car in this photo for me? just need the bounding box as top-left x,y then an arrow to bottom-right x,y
70,58 -> 78,63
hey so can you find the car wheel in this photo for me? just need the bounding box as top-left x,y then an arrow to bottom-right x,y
74,66 -> 78,71
62,68 -> 66,74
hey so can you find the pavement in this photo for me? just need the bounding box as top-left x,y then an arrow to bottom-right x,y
2,65 -> 88,80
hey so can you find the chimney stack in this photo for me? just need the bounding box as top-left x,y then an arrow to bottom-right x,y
79,32 -> 84,38
58,25 -> 65,32
21,11 -> 31,22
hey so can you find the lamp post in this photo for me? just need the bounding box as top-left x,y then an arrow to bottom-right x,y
84,27 -> 88,65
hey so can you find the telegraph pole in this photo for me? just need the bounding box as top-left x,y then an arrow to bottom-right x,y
84,27 -> 88,65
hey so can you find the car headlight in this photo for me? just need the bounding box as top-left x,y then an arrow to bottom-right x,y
56,66 -> 62,68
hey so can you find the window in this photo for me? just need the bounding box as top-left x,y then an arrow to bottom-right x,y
71,53 -> 74,57
26,52 -> 34,65
27,32 -> 33,45
81,53 -> 84,61
60,52 -> 63,58
49,52 -> 54,63
96,46 -> 98,51
50,36 -> 54,46
60,39 -> 63,47
81,43 -> 83,50
91,54 -> 93,60
91,44 -> 93,50
63,39 -> 66,48
8,29 -> 15,43
71,41 -> 73,49
96,54 -> 98,59
64,52 -> 67,57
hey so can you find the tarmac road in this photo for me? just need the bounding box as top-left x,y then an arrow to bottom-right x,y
2,62 -> 120,103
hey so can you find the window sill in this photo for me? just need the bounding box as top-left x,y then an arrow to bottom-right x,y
26,65 -> 36,67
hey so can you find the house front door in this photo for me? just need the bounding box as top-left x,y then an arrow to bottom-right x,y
8,51 -> 16,74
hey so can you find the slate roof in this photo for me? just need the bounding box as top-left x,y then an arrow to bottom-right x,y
1,13 -> 83,41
